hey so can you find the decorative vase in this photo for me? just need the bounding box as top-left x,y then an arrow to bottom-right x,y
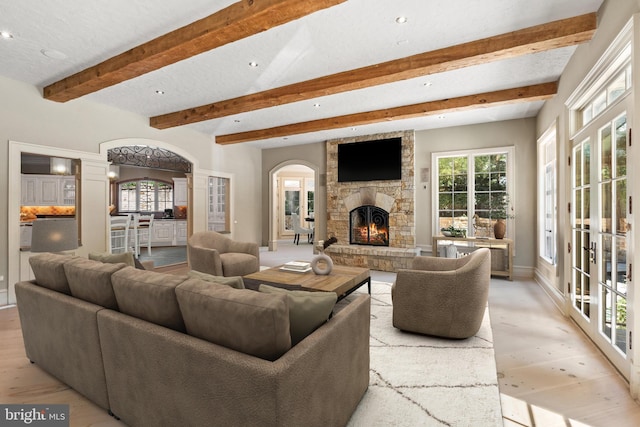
311,250 -> 333,275
494,219 -> 506,239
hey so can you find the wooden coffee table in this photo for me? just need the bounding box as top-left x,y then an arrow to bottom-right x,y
243,264 -> 370,300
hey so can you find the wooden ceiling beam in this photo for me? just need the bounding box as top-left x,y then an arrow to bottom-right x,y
43,0 -> 347,102
215,82 -> 558,145
152,13 -> 595,129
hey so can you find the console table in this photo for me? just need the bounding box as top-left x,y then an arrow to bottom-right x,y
432,236 -> 513,280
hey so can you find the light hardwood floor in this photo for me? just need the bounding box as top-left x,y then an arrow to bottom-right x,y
3,242 -> 640,426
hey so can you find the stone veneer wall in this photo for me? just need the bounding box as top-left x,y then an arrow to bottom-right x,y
325,130 -> 415,271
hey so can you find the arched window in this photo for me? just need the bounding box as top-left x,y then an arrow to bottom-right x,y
118,179 -> 173,213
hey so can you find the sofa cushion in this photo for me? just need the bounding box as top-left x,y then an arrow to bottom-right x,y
88,251 -> 150,270
112,267 -> 188,332
176,279 -> 291,361
63,258 -> 126,309
89,251 -> 135,267
28,253 -> 75,294
187,270 -> 245,289
258,285 -> 337,345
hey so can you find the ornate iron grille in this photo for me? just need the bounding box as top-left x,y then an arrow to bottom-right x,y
108,146 -> 192,173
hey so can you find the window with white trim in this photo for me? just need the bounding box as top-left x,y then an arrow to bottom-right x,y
433,147 -> 515,238
538,127 -> 557,264
118,179 -> 173,213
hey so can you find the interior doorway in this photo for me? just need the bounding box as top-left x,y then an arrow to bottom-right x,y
269,162 -> 318,250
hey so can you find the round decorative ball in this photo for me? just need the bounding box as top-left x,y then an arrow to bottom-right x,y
311,252 -> 333,275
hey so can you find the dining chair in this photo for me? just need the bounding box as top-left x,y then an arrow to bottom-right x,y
291,212 -> 312,245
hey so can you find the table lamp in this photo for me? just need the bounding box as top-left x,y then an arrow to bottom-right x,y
30,218 -> 79,253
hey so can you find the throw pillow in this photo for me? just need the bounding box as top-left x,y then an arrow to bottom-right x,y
88,251 -> 135,267
258,285 -> 337,345
187,270 -> 245,289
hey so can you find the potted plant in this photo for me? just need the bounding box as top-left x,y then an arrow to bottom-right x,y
492,193 -> 514,239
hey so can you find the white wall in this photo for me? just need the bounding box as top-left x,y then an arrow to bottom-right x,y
0,75 -> 262,303
414,118 -> 538,273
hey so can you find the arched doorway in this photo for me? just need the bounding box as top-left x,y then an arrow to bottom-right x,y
268,162 -> 319,251
100,139 -> 196,266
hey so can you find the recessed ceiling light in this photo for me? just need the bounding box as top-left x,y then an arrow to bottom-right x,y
351,127 -> 357,131
249,61 -> 259,68
234,119 -> 241,123
438,115 -> 446,119
423,81 -> 433,87
41,49 -> 67,60
313,103 -> 321,108
395,16 -> 408,24
1,30 -> 14,39
155,90 -> 165,95
396,39 -> 409,45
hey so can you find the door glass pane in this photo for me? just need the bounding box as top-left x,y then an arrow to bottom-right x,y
602,235 -> 612,286
575,146 -> 582,187
615,295 -> 627,352
583,188 -> 590,230
583,232 -> 590,276
574,189 -> 581,227
583,274 -> 590,317
284,191 -> 300,231
574,230 -> 582,271
601,124 -> 612,180
583,141 -> 591,185
616,116 -> 627,177
602,287 -> 612,338
616,238 -> 627,294
574,269 -> 582,310
601,182 -> 612,234
616,180 -> 627,235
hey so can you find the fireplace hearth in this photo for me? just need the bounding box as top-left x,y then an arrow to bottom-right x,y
350,205 -> 389,246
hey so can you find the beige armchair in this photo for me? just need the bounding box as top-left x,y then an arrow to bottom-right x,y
188,231 -> 260,277
391,248 -> 491,339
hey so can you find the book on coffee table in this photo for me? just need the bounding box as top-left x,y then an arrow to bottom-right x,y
280,261 -> 312,273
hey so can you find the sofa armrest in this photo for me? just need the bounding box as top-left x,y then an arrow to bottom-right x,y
187,244 -> 223,276
271,294 -> 371,426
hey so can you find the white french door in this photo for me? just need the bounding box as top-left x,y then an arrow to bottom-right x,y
570,105 -> 631,378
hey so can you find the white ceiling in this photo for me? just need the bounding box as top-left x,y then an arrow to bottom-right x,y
0,0 -> 604,149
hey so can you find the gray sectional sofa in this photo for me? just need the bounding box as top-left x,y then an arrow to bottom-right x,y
15,253 -> 370,427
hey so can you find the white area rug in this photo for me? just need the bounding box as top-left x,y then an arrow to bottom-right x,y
342,281 -> 503,427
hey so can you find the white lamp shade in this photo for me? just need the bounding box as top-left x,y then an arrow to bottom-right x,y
30,218 -> 78,252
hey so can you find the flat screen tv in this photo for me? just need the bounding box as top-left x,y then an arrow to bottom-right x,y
337,137 -> 402,182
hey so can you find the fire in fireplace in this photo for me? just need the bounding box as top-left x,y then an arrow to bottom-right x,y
350,205 -> 389,246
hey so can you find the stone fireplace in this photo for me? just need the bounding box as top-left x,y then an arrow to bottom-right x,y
324,130 -> 416,272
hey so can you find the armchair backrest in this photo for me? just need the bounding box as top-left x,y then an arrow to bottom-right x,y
188,231 -> 231,253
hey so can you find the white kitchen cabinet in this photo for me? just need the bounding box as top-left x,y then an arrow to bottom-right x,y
38,176 -> 60,205
152,220 -> 176,246
60,178 -> 76,206
21,174 -> 75,206
21,176 -> 37,205
176,220 -> 187,245
173,177 -> 187,206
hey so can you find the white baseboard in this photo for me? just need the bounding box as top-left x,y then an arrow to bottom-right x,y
534,269 -> 566,314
